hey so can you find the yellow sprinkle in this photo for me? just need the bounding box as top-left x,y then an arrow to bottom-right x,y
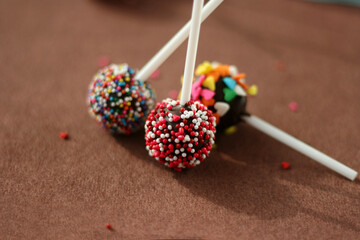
107,89 -> 112,93
127,102 -> 131,106
119,104 -> 123,108
195,61 -> 213,75
247,85 -> 258,96
202,76 -> 216,91
177,90 -> 182,100
224,125 -> 237,135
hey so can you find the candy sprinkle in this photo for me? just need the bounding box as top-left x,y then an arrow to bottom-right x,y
288,101 -> 298,112
149,69 -> 160,79
275,60 -> 286,72
97,56 -> 110,68
106,223 -> 112,230
246,85 -> 258,96
281,161 -> 290,170
168,90 -> 178,99
59,132 -> 69,139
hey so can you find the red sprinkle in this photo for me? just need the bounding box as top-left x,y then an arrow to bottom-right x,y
275,60 -> 286,71
98,56 -> 110,68
59,132 -> 69,139
288,101 -> 298,112
149,69 -> 160,79
106,223 -> 112,230
172,114 -> 181,122
281,161 -> 290,170
168,90 -> 178,99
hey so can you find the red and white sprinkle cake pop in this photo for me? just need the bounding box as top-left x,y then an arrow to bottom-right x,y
145,99 -> 216,171
145,0 -> 216,170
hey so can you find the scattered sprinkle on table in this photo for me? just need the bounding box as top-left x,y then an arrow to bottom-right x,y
149,69 -> 160,79
288,101 -> 299,112
97,56 -> 110,68
106,223 -> 112,230
275,60 -> 286,71
168,90 -> 179,99
59,132 -> 69,140
281,161 -> 290,169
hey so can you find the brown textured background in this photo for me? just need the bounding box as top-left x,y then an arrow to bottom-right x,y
1,0 -> 360,239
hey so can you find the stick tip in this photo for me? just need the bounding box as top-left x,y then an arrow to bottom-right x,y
348,171 -> 358,181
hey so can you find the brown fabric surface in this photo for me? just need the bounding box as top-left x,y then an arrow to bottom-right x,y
1,0 -> 360,239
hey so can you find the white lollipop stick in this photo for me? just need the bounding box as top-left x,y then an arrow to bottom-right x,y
180,0 -> 204,105
136,0 -> 222,81
242,115 -> 358,181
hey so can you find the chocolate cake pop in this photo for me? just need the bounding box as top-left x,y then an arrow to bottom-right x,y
191,61 -> 257,131
189,61 -> 357,180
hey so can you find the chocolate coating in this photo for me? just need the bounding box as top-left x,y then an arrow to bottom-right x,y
211,75 -> 248,131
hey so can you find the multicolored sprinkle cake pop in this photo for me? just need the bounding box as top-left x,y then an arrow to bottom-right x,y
88,64 -> 155,134
188,61 -> 358,180
145,0 -> 216,170
87,0 -> 224,134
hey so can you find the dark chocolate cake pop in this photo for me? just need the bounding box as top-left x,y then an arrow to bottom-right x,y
191,61 -> 257,131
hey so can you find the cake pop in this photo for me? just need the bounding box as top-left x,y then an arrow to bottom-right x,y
191,61 -> 258,131
145,99 -> 216,171
87,0 -> 224,134
145,0 -> 216,171
189,61 -> 358,180
88,63 -> 155,134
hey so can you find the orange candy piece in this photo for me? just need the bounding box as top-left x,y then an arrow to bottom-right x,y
233,73 -> 249,90
233,73 -> 246,80
206,71 -> 220,82
237,81 -> 248,90
214,65 -> 230,77
201,98 -> 215,107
